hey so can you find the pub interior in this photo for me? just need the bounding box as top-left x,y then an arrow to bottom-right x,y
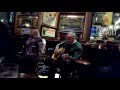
0,12 -> 120,78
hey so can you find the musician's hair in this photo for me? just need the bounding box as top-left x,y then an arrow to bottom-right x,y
67,32 -> 76,39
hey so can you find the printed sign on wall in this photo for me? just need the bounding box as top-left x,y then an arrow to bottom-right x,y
22,28 -> 30,34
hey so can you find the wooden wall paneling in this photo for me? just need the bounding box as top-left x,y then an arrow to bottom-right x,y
83,12 -> 93,42
38,12 -> 44,35
14,12 -> 20,35
56,12 -> 60,40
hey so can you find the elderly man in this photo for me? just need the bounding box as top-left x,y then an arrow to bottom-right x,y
26,29 -> 46,55
18,29 -> 46,73
48,32 -> 82,78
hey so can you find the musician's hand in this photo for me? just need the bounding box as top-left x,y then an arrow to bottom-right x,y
62,54 -> 69,61
54,48 -> 59,55
31,39 -> 36,43
26,37 -> 32,45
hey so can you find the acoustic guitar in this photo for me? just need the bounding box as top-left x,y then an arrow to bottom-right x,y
51,47 -> 66,60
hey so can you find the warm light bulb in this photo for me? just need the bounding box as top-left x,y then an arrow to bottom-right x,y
1,19 -> 4,22
67,15 -> 78,18
25,23 -> 30,27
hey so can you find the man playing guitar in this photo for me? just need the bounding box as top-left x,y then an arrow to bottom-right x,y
48,32 -> 83,78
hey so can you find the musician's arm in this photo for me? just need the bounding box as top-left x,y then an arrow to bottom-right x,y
37,37 -> 42,42
26,37 -> 32,45
55,41 -> 66,49
69,47 -> 82,61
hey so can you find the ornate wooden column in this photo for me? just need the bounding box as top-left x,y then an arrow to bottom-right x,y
83,12 -> 93,42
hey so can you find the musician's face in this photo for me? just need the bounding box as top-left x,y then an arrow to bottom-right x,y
32,30 -> 38,38
65,35 -> 74,44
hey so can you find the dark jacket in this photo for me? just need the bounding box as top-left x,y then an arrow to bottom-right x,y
0,22 -> 13,62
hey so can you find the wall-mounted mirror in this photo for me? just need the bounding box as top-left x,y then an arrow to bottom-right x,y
58,14 -> 85,32
58,13 -> 86,42
17,15 -> 38,28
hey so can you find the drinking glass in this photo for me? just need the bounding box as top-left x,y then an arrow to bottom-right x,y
0,63 -> 19,78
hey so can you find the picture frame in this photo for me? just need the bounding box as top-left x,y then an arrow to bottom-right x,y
41,26 -> 57,38
42,12 -> 58,28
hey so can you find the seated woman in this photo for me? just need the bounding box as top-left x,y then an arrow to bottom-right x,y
26,29 -> 46,55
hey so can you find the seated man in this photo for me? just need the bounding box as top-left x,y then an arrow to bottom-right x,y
48,32 -> 82,78
18,29 -> 46,73
26,29 -> 45,55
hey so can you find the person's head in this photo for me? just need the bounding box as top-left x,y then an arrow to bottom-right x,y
65,32 -> 76,45
31,29 -> 40,38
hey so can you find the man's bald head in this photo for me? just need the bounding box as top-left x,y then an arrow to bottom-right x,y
65,32 -> 76,44
66,32 -> 76,39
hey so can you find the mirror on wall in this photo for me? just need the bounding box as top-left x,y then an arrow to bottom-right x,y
58,13 -> 86,42
59,14 -> 85,32
17,16 -> 38,28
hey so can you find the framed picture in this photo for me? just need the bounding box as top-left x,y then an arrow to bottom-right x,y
42,12 -> 58,27
41,26 -> 56,38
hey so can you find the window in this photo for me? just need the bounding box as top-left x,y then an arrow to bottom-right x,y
90,12 -> 118,40
0,12 -> 8,24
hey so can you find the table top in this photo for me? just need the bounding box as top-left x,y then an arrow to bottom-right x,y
18,73 -> 48,78
18,73 -> 39,78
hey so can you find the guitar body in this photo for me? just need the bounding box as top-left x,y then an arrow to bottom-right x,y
51,47 -> 66,60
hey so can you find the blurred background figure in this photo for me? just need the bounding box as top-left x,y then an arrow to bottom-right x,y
0,22 -> 14,63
